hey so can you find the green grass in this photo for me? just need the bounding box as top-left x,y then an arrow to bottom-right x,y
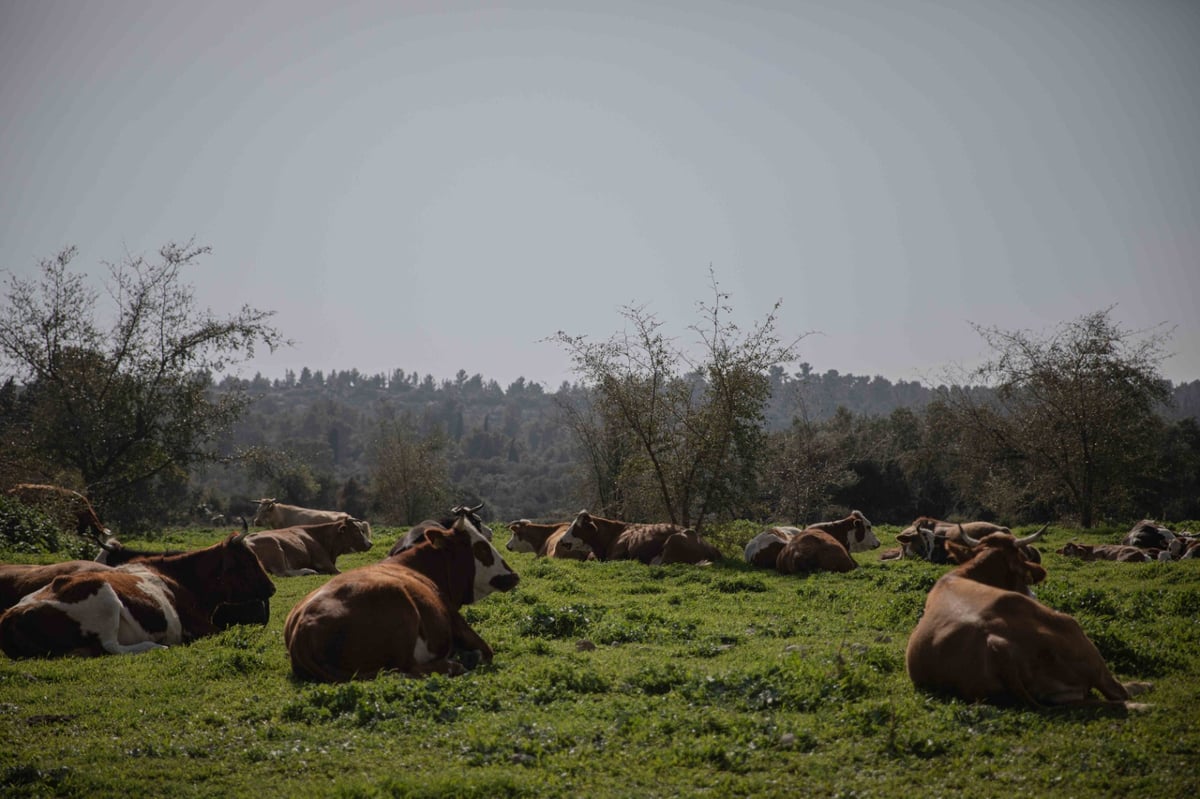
2,524 -> 1198,798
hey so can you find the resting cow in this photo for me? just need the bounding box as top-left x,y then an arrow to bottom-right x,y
775,529 -> 858,574
246,518 -> 373,576
505,519 -> 593,560
284,523 -> 519,682
388,504 -> 493,556
745,511 -> 879,569
0,561 -> 113,610
556,510 -> 722,565
905,531 -> 1147,708
0,532 -> 275,658
1057,542 -> 1152,563
252,498 -> 367,531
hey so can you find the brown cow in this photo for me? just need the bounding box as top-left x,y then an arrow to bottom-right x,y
504,519 -> 593,560
556,510 -> 722,565
905,532 -> 1148,708
0,532 -> 275,658
746,512 -> 878,570
284,523 -> 519,682
1057,542 -> 1152,563
246,518 -> 373,576
0,561 -> 113,610
6,483 -> 109,541
775,529 -> 858,574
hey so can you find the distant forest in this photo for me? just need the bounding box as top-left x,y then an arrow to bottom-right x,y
197,365 -> 1200,526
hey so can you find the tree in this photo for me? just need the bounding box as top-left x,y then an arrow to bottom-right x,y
369,412 -> 449,525
551,273 -> 801,529
938,308 -> 1172,527
0,242 -> 285,530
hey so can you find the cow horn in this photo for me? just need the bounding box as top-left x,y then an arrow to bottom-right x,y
956,523 -> 980,547
1015,524 -> 1048,546
467,503 -> 483,513
239,515 -> 248,533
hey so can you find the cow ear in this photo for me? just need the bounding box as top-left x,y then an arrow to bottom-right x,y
896,531 -> 916,543
423,528 -> 452,549
945,539 -> 975,562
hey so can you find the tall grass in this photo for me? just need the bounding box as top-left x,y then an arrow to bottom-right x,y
1,524 -> 1197,798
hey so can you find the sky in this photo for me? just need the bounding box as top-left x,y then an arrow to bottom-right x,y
2,0 -> 1198,389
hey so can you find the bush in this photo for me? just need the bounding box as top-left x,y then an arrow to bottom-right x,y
0,496 -> 63,553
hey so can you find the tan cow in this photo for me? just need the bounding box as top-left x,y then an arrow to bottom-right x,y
505,519 -> 593,560
556,510 -> 722,565
0,532 -> 275,658
284,523 -> 519,682
246,518 -> 374,576
905,531 -> 1148,708
252,498 -> 370,536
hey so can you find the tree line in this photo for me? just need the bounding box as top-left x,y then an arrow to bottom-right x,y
2,244 -> 1197,536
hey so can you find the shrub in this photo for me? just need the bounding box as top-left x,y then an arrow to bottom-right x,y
0,496 -> 63,554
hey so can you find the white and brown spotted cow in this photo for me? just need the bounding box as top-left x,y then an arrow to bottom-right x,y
0,532 -> 275,658
0,561 -> 113,610
505,519 -> 593,560
745,511 -> 879,569
557,510 -> 722,565
246,518 -> 373,576
284,523 -> 519,682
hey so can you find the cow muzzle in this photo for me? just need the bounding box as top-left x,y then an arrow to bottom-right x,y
491,572 -> 520,592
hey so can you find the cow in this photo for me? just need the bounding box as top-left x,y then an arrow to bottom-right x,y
245,517 -> 374,576
252,498 -> 367,532
1,561 -> 113,610
775,529 -> 858,574
1122,520 -> 1176,551
284,522 -> 519,682
388,504 -> 493,556
0,531 -> 276,658
890,517 -> 1041,564
505,519 -> 593,560
1056,542 -> 1153,563
6,483 -> 109,541
1167,534 -> 1200,560
555,510 -> 722,565
746,511 -> 878,569
905,530 -> 1148,708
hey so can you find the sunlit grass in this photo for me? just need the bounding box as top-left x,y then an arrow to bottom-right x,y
1,525 -> 1197,798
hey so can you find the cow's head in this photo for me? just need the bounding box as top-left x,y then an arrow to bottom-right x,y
557,510 -> 603,557
424,523 -> 519,601
847,510 -> 881,552
896,521 -> 949,564
216,532 -> 277,604
945,530 -> 1047,595
450,503 -> 493,542
338,518 -> 374,553
252,499 -> 278,527
505,519 -> 538,553
1056,541 -> 1093,560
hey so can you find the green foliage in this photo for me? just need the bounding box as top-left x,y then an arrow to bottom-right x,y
0,496 -> 62,554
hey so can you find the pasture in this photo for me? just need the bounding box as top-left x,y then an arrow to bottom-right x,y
2,523 -> 1198,798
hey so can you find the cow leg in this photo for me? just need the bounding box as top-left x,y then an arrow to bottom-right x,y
986,634 -> 1043,707
448,611 -> 494,664
405,659 -> 468,677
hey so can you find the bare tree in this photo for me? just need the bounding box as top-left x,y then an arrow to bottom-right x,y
369,413 -> 449,525
551,273 -> 801,529
938,308 -> 1172,527
0,241 -> 286,529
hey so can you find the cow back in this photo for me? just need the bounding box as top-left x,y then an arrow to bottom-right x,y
775,530 -> 858,575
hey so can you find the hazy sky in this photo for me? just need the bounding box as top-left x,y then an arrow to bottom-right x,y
2,1 -> 1197,388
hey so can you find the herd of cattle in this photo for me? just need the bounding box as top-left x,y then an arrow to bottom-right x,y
1,483 -> 1196,710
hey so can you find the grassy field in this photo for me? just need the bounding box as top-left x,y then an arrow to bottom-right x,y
1,523 -> 1198,798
